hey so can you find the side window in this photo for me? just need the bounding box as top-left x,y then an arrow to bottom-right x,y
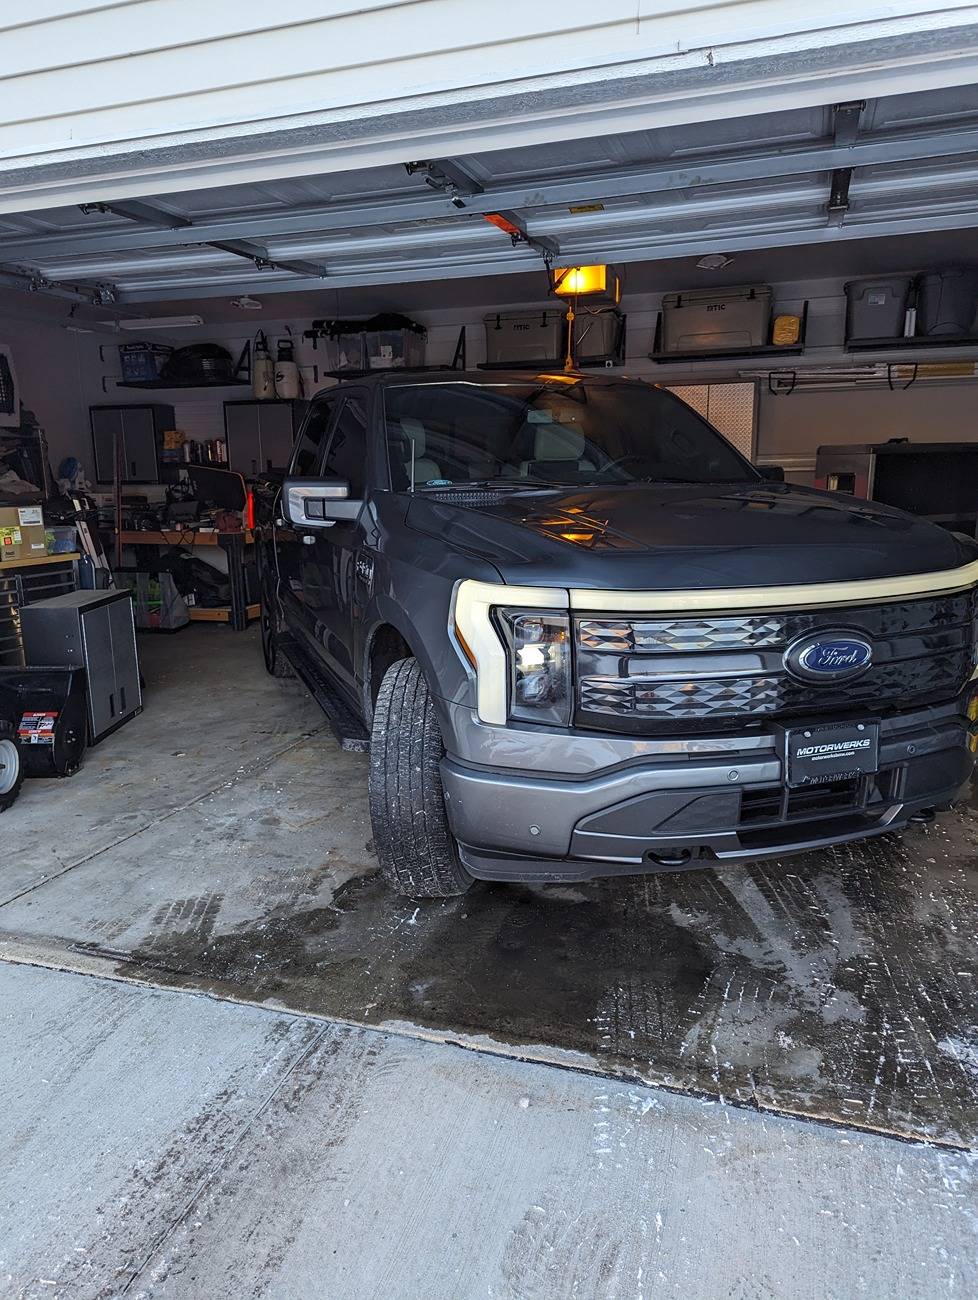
290,398 -> 337,476
322,395 -> 368,497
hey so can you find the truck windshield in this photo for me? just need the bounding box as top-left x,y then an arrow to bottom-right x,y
384,380 -> 759,491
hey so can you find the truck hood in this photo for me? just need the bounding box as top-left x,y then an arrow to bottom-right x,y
404,482 -> 978,589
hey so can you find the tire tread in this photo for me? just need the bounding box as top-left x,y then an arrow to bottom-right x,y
369,659 -> 472,898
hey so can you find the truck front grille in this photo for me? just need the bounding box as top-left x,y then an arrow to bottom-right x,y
574,590 -> 976,733
580,674 -> 781,718
578,615 -> 785,654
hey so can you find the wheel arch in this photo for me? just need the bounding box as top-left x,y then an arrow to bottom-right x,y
362,603 -> 428,728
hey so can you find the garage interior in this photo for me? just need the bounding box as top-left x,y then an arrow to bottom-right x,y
2,24 -> 978,1297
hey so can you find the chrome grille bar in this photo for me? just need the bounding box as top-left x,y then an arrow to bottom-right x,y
578,615 -> 785,653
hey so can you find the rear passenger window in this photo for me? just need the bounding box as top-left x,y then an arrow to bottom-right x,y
290,399 -> 335,476
322,395 -> 368,496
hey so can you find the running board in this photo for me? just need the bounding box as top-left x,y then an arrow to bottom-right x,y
279,634 -> 371,753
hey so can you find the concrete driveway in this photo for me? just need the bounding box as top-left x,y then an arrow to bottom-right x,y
0,627 -> 975,1298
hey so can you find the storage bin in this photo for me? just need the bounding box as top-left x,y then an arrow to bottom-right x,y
366,327 -> 426,369
844,278 -> 910,341
44,526 -> 77,555
484,310 -> 566,365
576,309 -> 624,363
322,333 -> 366,373
114,569 -> 189,631
660,286 -> 772,354
917,268 -> 978,336
118,343 -> 173,384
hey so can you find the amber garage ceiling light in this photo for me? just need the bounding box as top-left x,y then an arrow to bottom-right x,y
551,265 -> 621,305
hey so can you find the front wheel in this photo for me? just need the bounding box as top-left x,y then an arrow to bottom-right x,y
0,722 -> 24,813
259,579 -> 295,679
369,658 -> 473,898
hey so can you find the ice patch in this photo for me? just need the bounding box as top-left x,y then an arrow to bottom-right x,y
937,1034 -> 978,1075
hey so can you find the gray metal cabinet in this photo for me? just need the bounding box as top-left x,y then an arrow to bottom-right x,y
20,589 -> 142,743
91,404 -> 175,484
224,400 -> 306,478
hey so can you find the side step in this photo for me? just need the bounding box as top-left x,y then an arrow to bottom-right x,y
279,634 -> 371,753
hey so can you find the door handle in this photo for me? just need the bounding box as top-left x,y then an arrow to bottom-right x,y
302,535 -> 316,546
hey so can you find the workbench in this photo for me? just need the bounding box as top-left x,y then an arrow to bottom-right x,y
0,552 -> 80,666
116,530 -> 258,631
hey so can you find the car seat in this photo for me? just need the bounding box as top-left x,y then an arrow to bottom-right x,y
520,423 -> 598,480
393,417 -> 442,488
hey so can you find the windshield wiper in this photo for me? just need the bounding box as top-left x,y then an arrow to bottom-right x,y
423,476 -> 564,490
631,475 -> 754,485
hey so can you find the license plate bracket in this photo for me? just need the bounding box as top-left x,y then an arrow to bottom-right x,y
786,720 -> 880,788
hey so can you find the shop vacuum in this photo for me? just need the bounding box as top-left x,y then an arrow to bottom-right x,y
0,666 -> 87,778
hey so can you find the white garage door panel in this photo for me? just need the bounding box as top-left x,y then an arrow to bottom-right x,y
0,1 -> 753,155
2,2 -> 977,169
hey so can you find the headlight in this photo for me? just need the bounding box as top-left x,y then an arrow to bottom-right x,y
498,609 -> 571,725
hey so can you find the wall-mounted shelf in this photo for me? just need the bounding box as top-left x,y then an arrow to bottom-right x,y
476,360 -> 565,371
844,333 -> 978,353
650,341 -> 807,363
115,379 -> 250,390
649,302 -> 809,364
322,365 -> 462,379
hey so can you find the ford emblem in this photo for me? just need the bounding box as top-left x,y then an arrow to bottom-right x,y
783,631 -> 873,683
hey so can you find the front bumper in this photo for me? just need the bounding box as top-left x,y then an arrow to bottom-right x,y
440,699 -> 976,882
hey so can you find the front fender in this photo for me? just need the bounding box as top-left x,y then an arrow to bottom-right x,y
360,591 -> 467,734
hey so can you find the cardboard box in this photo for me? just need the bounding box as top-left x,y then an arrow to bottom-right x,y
0,505 -> 47,562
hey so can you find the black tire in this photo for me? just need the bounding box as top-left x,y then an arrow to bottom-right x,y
0,721 -> 24,814
369,658 -> 474,898
260,578 -> 295,679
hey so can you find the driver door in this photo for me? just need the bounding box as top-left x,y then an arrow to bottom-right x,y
299,390 -> 369,692
274,393 -> 340,643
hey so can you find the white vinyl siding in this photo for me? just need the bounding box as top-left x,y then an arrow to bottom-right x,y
1,3 -> 977,207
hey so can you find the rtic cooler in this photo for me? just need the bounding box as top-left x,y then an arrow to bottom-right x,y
484,311 -> 566,365
660,286 -> 772,354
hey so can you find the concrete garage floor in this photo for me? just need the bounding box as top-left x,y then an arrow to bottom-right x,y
1,627 -> 976,1297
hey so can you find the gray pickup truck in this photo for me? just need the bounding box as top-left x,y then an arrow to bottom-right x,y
255,370 -> 978,897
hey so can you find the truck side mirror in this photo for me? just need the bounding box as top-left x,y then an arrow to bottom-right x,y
284,477 -> 363,526
758,465 -> 785,482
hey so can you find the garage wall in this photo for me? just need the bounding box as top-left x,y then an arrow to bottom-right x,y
756,382 -> 978,470
0,313 -> 90,477
7,265 -> 978,476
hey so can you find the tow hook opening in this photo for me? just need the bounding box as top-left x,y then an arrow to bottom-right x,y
909,807 -> 936,824
645,848 -> 694,868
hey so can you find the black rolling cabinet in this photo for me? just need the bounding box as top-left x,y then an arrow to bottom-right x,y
90,404 -> 176,485
223,399 -> 306,478
21,589 -> 142,743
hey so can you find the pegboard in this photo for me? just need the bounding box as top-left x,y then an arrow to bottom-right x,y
666,382 -> 757,460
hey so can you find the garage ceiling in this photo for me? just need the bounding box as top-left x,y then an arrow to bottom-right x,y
1,86 -> 978,309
